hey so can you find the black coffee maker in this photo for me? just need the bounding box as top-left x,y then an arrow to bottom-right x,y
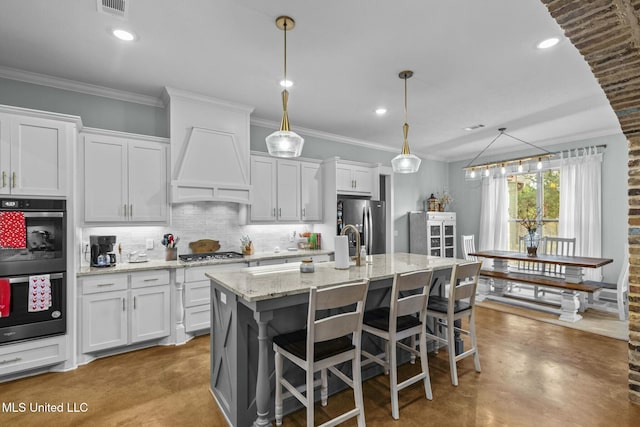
90,235 -> 117,267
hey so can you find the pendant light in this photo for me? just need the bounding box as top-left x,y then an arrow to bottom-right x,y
391,70 -> 421,173
462,128 -> 553,179
265,16 -> 304,158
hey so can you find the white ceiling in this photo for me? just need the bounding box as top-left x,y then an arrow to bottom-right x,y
0,0 -> 622,163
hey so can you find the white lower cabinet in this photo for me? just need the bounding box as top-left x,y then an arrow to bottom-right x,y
183,263 -> 246,333
81,270 -> 170,353
0,335 -> 66,377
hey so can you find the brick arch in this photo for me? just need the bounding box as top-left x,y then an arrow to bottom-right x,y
541,0 -> 640,402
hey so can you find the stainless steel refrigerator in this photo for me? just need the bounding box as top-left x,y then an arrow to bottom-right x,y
337,199 -> 386,255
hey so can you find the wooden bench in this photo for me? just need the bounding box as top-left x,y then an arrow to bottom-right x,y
478,269 -> 602,322
480,269 -> 602,293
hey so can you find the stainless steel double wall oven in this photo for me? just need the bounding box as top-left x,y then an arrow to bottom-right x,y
0,198 -> 66,344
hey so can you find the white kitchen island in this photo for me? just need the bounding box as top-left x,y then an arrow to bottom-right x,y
206,253 -> 466,427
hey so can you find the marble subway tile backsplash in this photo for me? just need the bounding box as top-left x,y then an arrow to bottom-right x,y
80,202 -> 315,265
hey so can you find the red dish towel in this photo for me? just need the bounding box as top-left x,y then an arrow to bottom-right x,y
0,211 -> 26,248
0,278 -> 10,318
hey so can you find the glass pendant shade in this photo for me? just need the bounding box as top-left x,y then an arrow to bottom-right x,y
266,130 -> 304,157
391,152 -> 421,173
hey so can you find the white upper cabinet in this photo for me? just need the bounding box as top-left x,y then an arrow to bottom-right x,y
249,156 -> 277,221
83,129 -> 168,224
336,162 -> 374,195
0,112 -> 71,197
276,160 -> 301,221
300,161 -> 322,221
249,154 -> 322,223
128,140 -> 168,222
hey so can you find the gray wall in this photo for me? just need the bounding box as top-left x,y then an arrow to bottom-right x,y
5,77 -> 623,278
0,78 -> 166,137
251,125 -> 450,252
448,133 -> 629,282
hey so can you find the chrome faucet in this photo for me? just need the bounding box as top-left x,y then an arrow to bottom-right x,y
340,224 -> 361,266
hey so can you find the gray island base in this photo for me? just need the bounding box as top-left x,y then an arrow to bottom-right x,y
206,253 -> 466,426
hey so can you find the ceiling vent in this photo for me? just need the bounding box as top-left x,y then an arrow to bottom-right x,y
97,0 -> 128,18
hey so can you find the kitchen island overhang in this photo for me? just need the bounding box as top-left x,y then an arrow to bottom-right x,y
206,253 -> 466,427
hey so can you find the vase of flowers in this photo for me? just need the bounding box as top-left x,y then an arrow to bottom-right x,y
437,191 -> 453,212
520,208 -> 542,257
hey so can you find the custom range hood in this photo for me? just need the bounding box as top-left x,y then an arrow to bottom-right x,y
164,87 -> 255,204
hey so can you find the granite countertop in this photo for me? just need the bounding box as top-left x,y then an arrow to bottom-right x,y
76,249 -> 334,276
206,253 -> 465,302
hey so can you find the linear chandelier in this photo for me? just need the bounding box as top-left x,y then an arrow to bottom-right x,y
462,128 -> 553,179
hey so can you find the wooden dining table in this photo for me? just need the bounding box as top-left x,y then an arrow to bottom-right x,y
468,250 -> 613,322
468,249 -> 613,283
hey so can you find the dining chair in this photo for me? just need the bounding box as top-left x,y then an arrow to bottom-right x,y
273,280 -> 369,427
360,269 -> 434,420
461,235 -> 477,261
517,236 -> 546,273
586,261 -> 629,321
540,236 -> 576,275
425,261 -> 482,386
461,234 -> 493,296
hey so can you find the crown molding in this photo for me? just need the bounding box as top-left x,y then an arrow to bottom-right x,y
251,117 -> 398,154
0,66 -> 164,108
163,87 -> 255,113
80,126 -> 169,143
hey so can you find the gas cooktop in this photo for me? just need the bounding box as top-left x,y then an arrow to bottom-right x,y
178,251 -> 244,262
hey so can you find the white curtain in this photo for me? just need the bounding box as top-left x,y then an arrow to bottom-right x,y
559,147 -> 602,281
479,175 -> 509,262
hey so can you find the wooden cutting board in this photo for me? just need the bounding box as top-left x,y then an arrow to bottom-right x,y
189,239 -> 220,253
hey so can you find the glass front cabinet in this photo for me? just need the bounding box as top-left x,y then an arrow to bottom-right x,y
409,211 -> 456,258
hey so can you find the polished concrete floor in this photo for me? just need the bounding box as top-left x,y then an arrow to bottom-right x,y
1,306 -> 639,426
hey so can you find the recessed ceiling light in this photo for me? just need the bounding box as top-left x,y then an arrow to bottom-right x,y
464,124 -> 485,131
112,29 -> 136,41
536,37 -> 559,49
280,79 -> 293,88
375,108 -> 387,115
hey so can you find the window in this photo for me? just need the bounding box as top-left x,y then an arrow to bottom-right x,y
506,169 -> 560,251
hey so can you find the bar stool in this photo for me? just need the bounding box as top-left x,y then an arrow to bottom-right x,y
273,280 -> 369,427
425,261 -> 482,386
360,269 -> 433,420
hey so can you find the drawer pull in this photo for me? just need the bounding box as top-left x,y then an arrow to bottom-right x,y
0,357 -> 22,365
122,298 -> 126,311
143,278 -> 159,282
97,283 -> 115,287
133,296 -> 137,309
